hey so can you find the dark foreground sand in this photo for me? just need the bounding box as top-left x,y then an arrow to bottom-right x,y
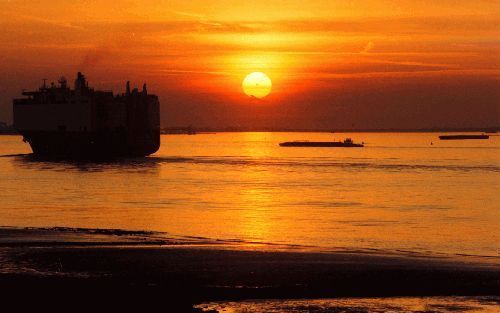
0,227 -> 498,312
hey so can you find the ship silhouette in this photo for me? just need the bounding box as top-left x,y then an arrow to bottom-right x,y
279,138 -> 364,147
13,72 -> 160,158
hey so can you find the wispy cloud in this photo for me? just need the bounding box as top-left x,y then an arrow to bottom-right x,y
155,69 -> 233,76
173,10 -> 206,19
6,13 -> 85,30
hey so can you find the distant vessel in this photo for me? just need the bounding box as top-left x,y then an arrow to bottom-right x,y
439,134 -> 489,140
13,72 -> 160,158
279,138 -> 364,147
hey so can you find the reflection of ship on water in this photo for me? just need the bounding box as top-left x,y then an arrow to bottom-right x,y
439,134 -> 489,140
280,138 -> 364,147
13,72 -> 160,158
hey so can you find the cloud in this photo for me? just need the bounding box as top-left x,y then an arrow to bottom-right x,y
5,13 -> 85,30
155,69 -> 232,76
172,11 -> 206,19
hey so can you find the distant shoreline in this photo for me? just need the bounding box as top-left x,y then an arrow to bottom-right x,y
161,127 -> 499,133
2,127 -> 498,136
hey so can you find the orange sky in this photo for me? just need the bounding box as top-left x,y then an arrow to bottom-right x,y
0,1 -> 499,129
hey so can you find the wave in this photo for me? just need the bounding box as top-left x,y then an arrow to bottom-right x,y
151,156 -> 500,173
7,154 -> 499,173
2,226 -> 498,261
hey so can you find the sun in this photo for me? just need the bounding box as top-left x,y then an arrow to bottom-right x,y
242,72 -> 272,99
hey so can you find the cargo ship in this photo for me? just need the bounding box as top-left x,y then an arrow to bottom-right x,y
439,134 -> 489,140
13,72 -> 160,158
279,138 -> 364,147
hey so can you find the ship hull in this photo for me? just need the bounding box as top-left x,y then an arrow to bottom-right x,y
439,135 -> 489,140
20,130 -> 160,159
279,142 -> 364,147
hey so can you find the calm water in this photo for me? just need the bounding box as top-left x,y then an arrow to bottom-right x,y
0,133 -> 498,257
197,297 -> 500,313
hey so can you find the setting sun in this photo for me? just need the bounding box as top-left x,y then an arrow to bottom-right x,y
242,72 -> 272,99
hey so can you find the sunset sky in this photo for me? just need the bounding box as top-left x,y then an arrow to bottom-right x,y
0,0 -> 498,129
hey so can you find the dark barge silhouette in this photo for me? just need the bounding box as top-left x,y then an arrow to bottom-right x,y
280,138 -> 364,147
13,73 -> 160,158
439,134 -> 489,140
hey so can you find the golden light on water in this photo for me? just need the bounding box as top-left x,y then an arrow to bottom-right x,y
242,72 -> 272,99
0,133 -> 498,256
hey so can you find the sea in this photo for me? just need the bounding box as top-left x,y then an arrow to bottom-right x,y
0,132 -> 498,258
196,297 -> 500,313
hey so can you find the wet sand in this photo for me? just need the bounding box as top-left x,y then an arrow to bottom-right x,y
0,227 -> 498,312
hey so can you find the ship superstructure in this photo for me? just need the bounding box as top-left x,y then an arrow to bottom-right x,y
13,72 -> 160,158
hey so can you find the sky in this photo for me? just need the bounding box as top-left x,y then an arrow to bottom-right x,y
0,0 -> 499,129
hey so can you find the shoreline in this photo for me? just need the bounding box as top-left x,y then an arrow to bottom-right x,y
1,226 -> 498,263
0,226 -> 498,311
1,128 -> 499,136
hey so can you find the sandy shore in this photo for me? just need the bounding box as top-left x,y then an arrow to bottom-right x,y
0,227 -> 498,311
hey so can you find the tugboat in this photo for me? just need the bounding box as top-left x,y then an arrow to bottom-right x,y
13,72 -> 160,158
279,138 -> 364,147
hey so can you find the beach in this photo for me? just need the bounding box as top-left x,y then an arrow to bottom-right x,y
1,227 -> 498,311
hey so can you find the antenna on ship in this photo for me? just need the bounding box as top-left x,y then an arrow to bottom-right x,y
126,81 -> 131,96
58,77 -> 67,89
142,83 -> 147,96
